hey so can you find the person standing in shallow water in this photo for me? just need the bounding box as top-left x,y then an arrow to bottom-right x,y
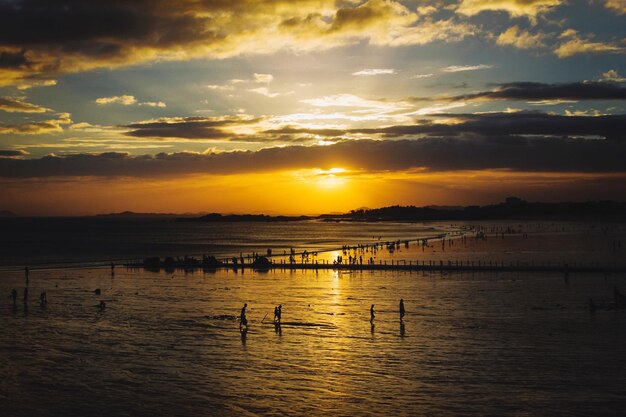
399,298 -> 405,320
240,303 -> 248,329
370,304 -> 375,323
10,288 -> 17,306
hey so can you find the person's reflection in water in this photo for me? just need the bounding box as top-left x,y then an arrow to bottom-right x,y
240,328 -> 247,347
400,320 -> 405,338
274,322 -> 282,337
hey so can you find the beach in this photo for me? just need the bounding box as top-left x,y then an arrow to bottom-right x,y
1,220 -> 626,416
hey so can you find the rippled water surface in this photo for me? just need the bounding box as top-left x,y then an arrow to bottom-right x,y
2,266 -> 625,416
1,220 -> 626,416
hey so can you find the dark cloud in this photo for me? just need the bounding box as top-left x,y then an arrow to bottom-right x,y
267,112 -> 626,141
122,116 -> 262,139
0,149 -> 28,157
0,97 -> 49,113
2,132 -> 626,178
0,113 -> 71,135
423,81 -> 626,102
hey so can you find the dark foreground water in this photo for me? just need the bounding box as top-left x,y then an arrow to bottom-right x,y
1,267 -> 625,416
0,218 -> 455,267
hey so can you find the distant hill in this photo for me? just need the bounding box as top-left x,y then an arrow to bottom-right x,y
95,198 -> 626,222
179,213 -> 313,222
321,197 -> 626,221
96,211 -> 199,218
0,210 -> 17,217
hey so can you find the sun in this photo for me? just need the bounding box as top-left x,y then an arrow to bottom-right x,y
314,167 -> 348,188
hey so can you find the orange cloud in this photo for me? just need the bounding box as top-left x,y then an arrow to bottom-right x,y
0,97 -> 50,113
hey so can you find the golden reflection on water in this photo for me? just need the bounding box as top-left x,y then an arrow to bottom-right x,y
1,253 -> 626,416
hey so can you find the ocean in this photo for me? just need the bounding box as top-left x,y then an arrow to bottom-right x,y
1,219 -> 625,416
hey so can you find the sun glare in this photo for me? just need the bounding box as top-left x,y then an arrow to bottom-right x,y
314,167 -> 348,188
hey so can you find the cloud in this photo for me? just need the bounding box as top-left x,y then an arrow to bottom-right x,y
442,64 -> 494,72
139,101 -> 167,108
247,87 -> 293,98
411,73 -> 434,79
122,115 -> 262,140
0,97 -> 50,113
0,113 -> 72,135
206,84 -> 235,91
350,111 -> 626,141
352,68 -> 397,76
370,18 -> 478,47
96,95 -> 166,107
253,73 -> 274,84
95,95 -> 137,106
604,0 -> 626,14
601,70 -> 626,82
455,0 -> 564,19
0,149 -> 28,158
496,26 -> 548,49
2,128 -> 626,179
555,30 -> 625,58
0,0 -> 478,86
416,5 -> 438,16
302,94 -> 402,108
429,81 -> 626,102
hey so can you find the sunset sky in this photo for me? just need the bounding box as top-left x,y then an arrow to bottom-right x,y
1,0 -> 625,215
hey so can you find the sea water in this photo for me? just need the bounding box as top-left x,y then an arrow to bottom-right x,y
1,220 -> 626,416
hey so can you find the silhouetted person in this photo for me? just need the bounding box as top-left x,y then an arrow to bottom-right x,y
277,304 -> 282,323
240,303 -> 248,329
273,306 -> 279,323
24,266 -> 29,280
399,298 -> 405,320
10,288 -> 17,306
110,262 -> 115,276
370,304 -> 375,323
99,300 -> 106,311
39,291 -> 47,307
23,287 -> 28,305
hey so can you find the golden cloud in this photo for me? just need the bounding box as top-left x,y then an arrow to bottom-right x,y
496,26 -> 548,49
0,97 -> 50,113
0,0 -> 478,86
0,113 -> 72,135
456,0 -> 563,18
604,0 -> 626,14
555,30 -> 625,58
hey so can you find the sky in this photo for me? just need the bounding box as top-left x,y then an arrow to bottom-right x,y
0,0 -> 625,215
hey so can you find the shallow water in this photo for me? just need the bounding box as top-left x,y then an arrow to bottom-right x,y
1,267 -> 625,416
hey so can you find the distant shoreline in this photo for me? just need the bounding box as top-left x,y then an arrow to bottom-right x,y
3,198 -> 626,221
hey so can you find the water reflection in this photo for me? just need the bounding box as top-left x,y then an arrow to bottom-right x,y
240,328 -> 247,347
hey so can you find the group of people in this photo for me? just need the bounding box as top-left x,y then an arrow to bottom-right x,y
9,287 -> 47,308
240,299 -> 407,330
369,299 -> 406,324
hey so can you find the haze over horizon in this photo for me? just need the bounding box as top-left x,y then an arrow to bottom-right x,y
1,0 -> 625,215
